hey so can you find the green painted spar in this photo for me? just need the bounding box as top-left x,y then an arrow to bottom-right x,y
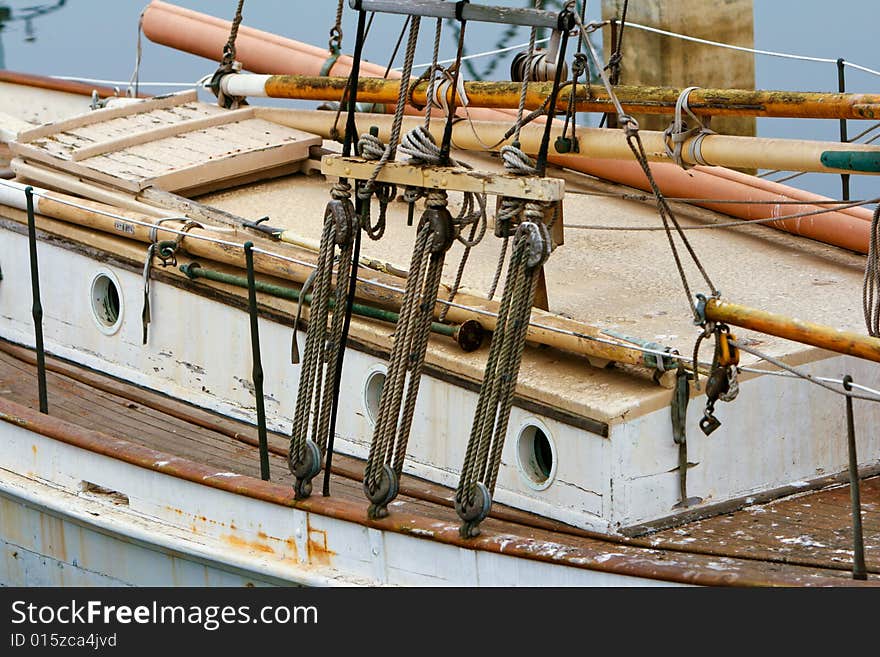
179,262 -> 485,352
820,151 -> 880,173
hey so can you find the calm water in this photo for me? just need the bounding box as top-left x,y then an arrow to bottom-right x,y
0,0 -> 878,200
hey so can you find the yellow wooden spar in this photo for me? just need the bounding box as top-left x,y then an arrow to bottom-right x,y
704,298 -> 880,364
257,107 -> 880,177
232,74 -> 880,121
0,182 -> 674,373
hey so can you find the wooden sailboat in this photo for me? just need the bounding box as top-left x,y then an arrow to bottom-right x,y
0,0 -> 877,586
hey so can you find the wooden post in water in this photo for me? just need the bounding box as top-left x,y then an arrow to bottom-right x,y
601,0 -> 756,139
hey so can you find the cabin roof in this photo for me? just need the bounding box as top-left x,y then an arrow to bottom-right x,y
199,145 -> 869,423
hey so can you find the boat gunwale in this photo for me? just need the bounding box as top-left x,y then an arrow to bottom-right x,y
0,210 -> 612,436
0,394 -> 875,587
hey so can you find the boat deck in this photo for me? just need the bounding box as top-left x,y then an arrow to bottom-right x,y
201,151 -> 874,424
1,339 -> 877,586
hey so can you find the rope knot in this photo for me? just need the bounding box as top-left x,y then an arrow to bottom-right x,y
358,132 -> 386,161
495,196 -> 524,238
500,144 -> 538,176
620,114 -> 640,137
331,180 -> 352,201
399,126 -> 442,164
425,189 -> 448,209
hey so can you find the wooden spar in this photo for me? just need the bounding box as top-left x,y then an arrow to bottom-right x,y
0,181 -> 664,371
228,73 -> 880,121
256,108 -> 876,254
704,298 -> 880,364
142,1 -> 877,250
0,70 -> 146,100
255,106 -> 880,176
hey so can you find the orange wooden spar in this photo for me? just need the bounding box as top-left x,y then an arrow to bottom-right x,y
705,298 -> 880,364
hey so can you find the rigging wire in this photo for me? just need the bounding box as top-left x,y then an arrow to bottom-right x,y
565,197 -> 880,231
570,9 -> 718,318
619,20 -> 880,79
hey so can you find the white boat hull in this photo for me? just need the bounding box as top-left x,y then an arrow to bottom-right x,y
0,225 -> 877,537
0,417 -> 676,587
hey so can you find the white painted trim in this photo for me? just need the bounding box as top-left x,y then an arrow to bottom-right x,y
220,74 -> 272,98
0,179 -> 38,212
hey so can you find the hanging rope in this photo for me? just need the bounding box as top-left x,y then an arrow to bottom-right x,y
487,3 -> 546,299
456,207 -> 552,538
500,0 -> 542,176
863,205 -> 880,336
571,8 -> 718,321
141,217 -> 190,345
439,191 -> 488,322
606,0 -> 629,85
329,0 -> 344,54
362,17 -> 421,186
319,7 -> 374,498
363,191 -> 456,519
354,16 -> 421,243
126,9 -> 146,98
288,182 -> 357,498
395,16 -> 487,322
558,2 -> 589,153
210,0 -> 248,109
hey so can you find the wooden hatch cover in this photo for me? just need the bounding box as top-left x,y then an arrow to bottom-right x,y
8,90 -> 321,195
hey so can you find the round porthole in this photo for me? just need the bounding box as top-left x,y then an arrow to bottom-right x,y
363,366 -> 387,425
515,420 -> 557,490
90,270 -> 124,335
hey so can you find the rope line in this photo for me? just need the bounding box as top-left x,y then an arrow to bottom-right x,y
571,9 -> 718,319
737,365 -> 880,400
456,212 -> 551,538
863,205 -> 880,336
620,20 -> 880,78
364,192 -> 455,519
731,339 -> 880,402
288,181 -> 357,498
566,197 -> 880,231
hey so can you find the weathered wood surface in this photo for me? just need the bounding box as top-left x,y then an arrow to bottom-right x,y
321,155 -> 566,201
647,479 -> 880,573
1,340 -> 877,584
10,92 -> 320,193
601,0 -> 756,137
259,74 -> 880,121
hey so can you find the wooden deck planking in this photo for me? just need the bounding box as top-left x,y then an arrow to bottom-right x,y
0,354 -> 284,481
0,341 -> 877,583
10,98 -> 320,195
85,152 -> 160,179
646,483 -> 880,572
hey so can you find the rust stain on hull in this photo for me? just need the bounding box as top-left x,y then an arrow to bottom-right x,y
2,395 -> 875,586
306,517 -> 334,567
223,533 -> 275,555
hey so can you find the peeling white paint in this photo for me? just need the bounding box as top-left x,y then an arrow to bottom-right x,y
779,535 -> 827,548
